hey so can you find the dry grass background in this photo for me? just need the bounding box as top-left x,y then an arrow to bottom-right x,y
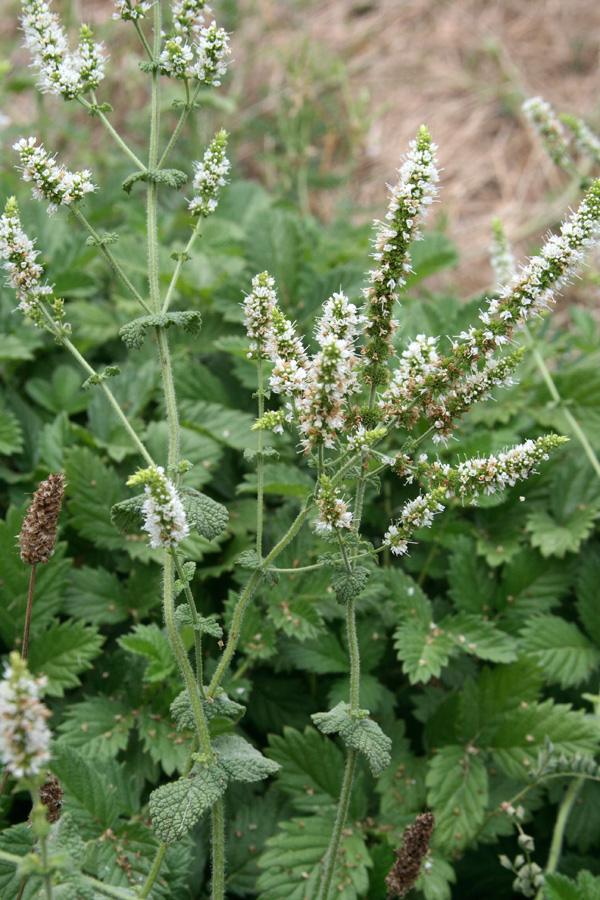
230,0 -> 600,297
2,0 -> 600,299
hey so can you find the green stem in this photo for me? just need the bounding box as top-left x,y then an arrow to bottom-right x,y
157,83 -> 202,170
172,549 -> 204,694
163,553 -> 213,757
345,599 -> 360,715
161,222 -> 202,314
70,207 -> 151,312
524,326 -> 600,480
534,777 -> 584,900
211,798 -> 226,900
156,327 -> 180,467
207,499 -> 313,697
147,0 -> 162,316
316,749 -> 357,900
47,323 -> 154,465
256,356 -> 265,561
39,834 -> 53,900
134,18 -> 154,59
138,844 -> 167,899
76,95 -> 146,171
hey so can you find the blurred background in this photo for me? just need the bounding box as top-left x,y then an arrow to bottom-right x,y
2,0 -> 600,299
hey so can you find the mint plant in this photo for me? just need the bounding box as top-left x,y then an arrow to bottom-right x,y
2,4 -> 600,900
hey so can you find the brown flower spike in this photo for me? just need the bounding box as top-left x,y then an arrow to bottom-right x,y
385,811 -> 435,899
18,473 -> 65,565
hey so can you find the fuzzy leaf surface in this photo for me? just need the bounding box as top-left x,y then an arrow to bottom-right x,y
181,488 -> 229,540
330,566 -> 370,605
119,310 -> 201,348
311,702 -> 391,776
150,767 -> 228,843
213,734 -> 281,782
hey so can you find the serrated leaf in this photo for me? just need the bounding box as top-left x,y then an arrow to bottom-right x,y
565,780 -> 600,854
150,767 -> 228,843
443,613 -> 518,663
214,734 -> 280,782
384,568 -> 432,628
84,821 -> 165,896
312,702 -> 391,776
56,696 -> 133,757
256,815 -> 371,900
0,408 -> 23,454
136,708 -> 193,777
238,462 -> 313,497
375,722 -> 427,820
227,790 -> 291,898
119,311 -> 202,349
267,595 -> 324,641
26,364 -> 90,415
174,606 -> 223,637
27,619 -> 103,697
266,726 -> 348,812
50,746 -> 131,833
181,488 -> 229,540
179,399 -> 260,450
425,745 -> 488,853
118,623 -> 176,682
447,537 -> 496,612
0,824 -> 38,900
281,632 -> 350,674
330,566 -> 370,605
66,447 -> 126,550
65,565 -> 131,625
519,615 -> 600,687
499,547 -> 572,628
527,507 -> 598,558
171,689 -> 245,731
544,873 -> 587,900
110,494 -> 145,535
393,621 -> 455,685
414,850 -> 456,900
491,699 -> 600,779
458,662 -> 543,744
577,552 -> 600,645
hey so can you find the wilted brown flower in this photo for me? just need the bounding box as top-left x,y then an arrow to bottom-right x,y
39,773 -> 64,823
385,811 -> 435,899
18,473 -> 65,565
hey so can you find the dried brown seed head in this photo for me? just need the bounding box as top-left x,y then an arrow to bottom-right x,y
18,473 -> 66,565
385,811 -> 435,899
38,773 -> 64,823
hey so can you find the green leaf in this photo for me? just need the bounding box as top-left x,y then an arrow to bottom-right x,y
110,494 -> 145,535
526,507 -> 598,558
425,745 -> 488,853
458,662 -> 543,744
544,873 -> 587,900
491,699 -> 600,779
414,850 -> 456,900
281,632 -> 350,674
227,791 -> 292,898
213,734 -> 281,782
66,447 -> 126,550
118,623 -> 176,683
56,696 -> 133,757
447,537 -> 496,613
519,615 -> 600,688
238,462 -> 314,497
84,821 -> 166,896
577,552 -> 600,645
256,815 -> 371,900
443,613 -> 518,663
122,167 -> 188,194
312,702 -> 392,776
566,781 -> 600,854
150,766 -> 228,844
375,722 -> 427,820
0,408 -> 23,454
136,708 -> 194,777
267,595 -> 324,641
499,548 -> 572,627
26,364 -> 90,415
51,746 -> 132,833
27,619 -> 103,697
330,566 -> 370,605
393,621 -> 455,685
385,568 -> 432,628
266,726 -> 348,812
406,231 -> 458,286
65,565 -> 132,625
174,606 -> 223,637
180,400 -> 260,451
171,688 -> 245,732
181,488 -> 229,540
119,311 -> 202,349
0,824 -> 38,900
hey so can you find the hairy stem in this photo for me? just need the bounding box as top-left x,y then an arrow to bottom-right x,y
76,95 -> 146,171
316,749 -> 357,900
138,844 -> 167,899
21,564 -> 37,660
161,222 -> 202,314
256,356 -> 265,561
211,798 -> 226,900
157,83 -> 203,170
172,549 -> 204,694
70,207 -> 151,312
534,777 -> 584,900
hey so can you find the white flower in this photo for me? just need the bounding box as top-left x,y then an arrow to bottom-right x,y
140,467 -> 189,549
113,0 -> 152,21
188,21 -> 230,85
522,96 -> 571,167
14,137 -> 96,215
0,198 -> 53,315
314,482 -> 353,534
171,0 -> 212,35
188,130 -> 230,217
0,653 -> 51,779
243,271 -> 277,355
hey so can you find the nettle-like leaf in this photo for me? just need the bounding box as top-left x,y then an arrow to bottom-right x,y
266,594 -> 324,641
27,619 -> 104,697
118,623 -> 176,682
425,745 -> 488,854
136,708 -> 193,777
393,620 -> 455,685
0,408 -> 23,454
56,696 -> 133,757
174,605 -> 223,637
311,702 -> 391,776
491,699 -> 600,779
576,551 -> 600,645
266,726 -> 348,813
227,790 -> 292,899
526,506 -> 599,558
414,850 -> 456,900
385,568 -> 433,628
519,614 -> 600,688
0,824 -> 38,899
150,736 -> 279,843
181,488 -> 229,541
256,815 -> 371,900
66,447 -> 127,551
545,871 -> 600,900
443,613 -> 518,664
330,566 -> 370,605
122,167 -> 188,194
447,537 -> 497,613
171,689 -> 245,732
375,722 -> 427,822
65,565 -> 132,625
281,632 -> 350,675
119,310 -> 202,349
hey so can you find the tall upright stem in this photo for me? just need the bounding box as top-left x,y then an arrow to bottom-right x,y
316,750 -> 358,900
256,356 -> 265,561
211,799 -> 226,900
